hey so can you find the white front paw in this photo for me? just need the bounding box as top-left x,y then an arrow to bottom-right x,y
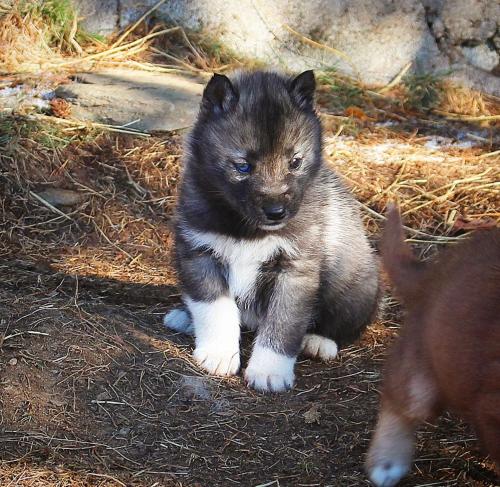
245,345 -> 296,393
193,346 -> 240,376
245,368 -> 294,392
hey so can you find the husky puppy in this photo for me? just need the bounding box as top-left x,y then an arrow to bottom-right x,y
164,70 -> 379,392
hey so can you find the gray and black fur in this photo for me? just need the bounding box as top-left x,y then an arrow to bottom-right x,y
169,70 -> 379,382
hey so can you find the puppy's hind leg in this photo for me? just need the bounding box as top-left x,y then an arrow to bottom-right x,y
315,261 -> 380,349
164,308 -> 194,335
300,333 -> 338,361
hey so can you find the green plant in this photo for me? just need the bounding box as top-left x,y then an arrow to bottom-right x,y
317,69 -> 365,111
0,115 -> 75,153
402,72 -> 446,112
195,36 -> 244,68
0,115 -> 15,147
17,0 -> 93,52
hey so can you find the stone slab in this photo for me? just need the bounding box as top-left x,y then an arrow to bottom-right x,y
56,68 -> 205,132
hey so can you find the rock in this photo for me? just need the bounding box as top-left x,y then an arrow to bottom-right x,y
303,403 -> 321,424
71,0 -> 118,36
450,63 -> 500,98
8,358 -> 18,366
56,68 -> 205,132
76,0 -> 448,85
120,0 -> 448,85
0,84 -> 53,112
440,0 -> 499,44
71,0 -> 499,95
493,35 -> 500,51
95,391 -> 112,401
49,396 -> 67,407
36,188 -> 84,207
431,18 -> 445,40
211,399 -> 233,416
460,45 -> 499,72
178,375 -> 211,400
118,426 -> 131,436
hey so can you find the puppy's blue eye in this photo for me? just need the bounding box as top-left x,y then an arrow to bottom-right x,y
234,161 -> 251,173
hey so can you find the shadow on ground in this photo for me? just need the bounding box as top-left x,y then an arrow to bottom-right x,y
0,116 -> 498,486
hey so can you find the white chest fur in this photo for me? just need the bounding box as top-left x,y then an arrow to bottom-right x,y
183,229 -> 297,302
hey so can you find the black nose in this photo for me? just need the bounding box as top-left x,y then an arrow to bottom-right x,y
263,204 -> 286,221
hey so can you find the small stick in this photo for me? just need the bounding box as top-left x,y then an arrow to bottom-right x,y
150,46 -> 207,73
90,400 -> 126,405
378,62 -> 412,93
478,149 -> 500,160
283,24 -> 349,63
87,473 -> 127,487
68,15 -> 83,54
4,331 -> 50,341
93,222 -> 135,260
434,110 -> 500,122
30,114 -> 151,137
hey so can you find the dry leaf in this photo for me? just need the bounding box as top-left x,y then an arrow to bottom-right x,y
50,98 -> 72,118
303,403 -> 321,424
344,105 -> 372,121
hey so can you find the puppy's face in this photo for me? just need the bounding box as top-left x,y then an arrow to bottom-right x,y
189,71 -> 322,230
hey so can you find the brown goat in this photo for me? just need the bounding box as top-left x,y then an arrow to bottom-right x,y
366,205 -> 500,487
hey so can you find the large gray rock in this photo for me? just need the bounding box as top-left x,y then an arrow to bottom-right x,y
74,0 -> 500,93
121,0 -> 447,85
55,68 -> 205,132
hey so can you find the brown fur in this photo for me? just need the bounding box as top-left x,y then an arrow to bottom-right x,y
366,205 -> 500,486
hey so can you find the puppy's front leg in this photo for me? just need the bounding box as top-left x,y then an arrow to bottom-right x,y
187,295 -> 240,376
177,245 -> 241,376
245,261 -> 318,392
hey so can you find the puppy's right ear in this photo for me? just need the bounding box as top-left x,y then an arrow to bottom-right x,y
201,74 -> 238,115
289,70 -> 315,111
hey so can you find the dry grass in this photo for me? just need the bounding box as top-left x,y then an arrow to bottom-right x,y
439,83 -> 496,118
0,7 -> 64,72
324,129 -> 500,239
1,103 -> 499,486
0,0 -> 245,77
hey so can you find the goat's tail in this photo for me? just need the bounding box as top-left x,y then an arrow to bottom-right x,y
381,204 -> 426,302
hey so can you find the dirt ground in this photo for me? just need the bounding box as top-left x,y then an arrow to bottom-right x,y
1,110 -> 499,487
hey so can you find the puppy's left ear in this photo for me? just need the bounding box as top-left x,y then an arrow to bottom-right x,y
289,70 -> 315,110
